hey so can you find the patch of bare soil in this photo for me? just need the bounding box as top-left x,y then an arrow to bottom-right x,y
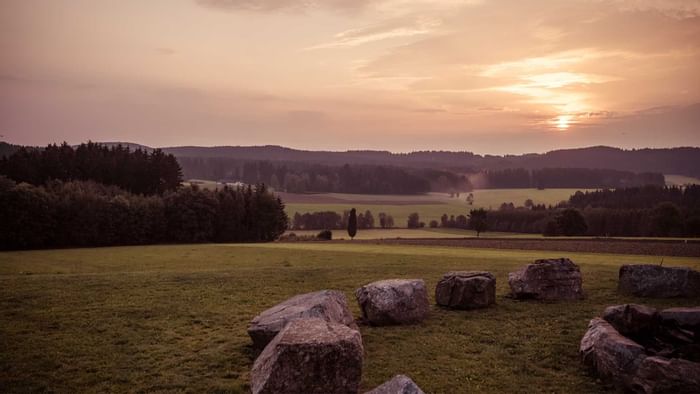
350,238 -> 700,257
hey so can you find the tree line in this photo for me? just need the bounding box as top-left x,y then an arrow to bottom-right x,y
290,210 -> 394,230
482,186 -> 700,237
0,177 -> 288,250
0,142 -> 183,195
480,168 -> 664,189
177,157 -> 472,194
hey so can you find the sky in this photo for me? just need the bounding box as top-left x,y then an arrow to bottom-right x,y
1,0 -> 699,154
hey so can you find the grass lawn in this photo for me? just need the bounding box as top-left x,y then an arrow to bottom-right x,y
285,228 -> 523,240
284,189 -> 587,224
1,243 -> 699,393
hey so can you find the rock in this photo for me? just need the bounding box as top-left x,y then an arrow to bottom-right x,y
580,317 -> 646,387
355,279 -> 429,325
659,307 -> 700,329
364,375 -> 425,394
603,304 -> 658,336
618,265 -> 700,298
250,318 -> 363,394
508,258 -> 584,300
631,356 -> 700,394
435,271 -> 496,309
248,290 -> 357,353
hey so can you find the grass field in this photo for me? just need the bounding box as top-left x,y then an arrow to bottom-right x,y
285,228 -> 522,240
284,189 -> 586,225
2,243 -> 699,393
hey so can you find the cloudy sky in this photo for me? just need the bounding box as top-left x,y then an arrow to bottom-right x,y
1,0 -> 699,153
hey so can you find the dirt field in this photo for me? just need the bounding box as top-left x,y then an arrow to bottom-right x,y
349,238 -> 700,257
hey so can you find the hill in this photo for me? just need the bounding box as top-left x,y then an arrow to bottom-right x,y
159,145 -> 700,177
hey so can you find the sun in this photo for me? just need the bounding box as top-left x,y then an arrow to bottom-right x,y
556,115 -> 572,130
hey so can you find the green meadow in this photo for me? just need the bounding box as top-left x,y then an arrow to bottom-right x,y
2,243 -> 698,393
284,189 -> 586,224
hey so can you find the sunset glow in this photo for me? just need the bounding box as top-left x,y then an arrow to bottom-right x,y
557,115 -> 572,131
1,0 -> 699,153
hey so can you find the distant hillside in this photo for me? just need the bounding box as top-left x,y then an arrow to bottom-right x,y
161,145 -> 700,177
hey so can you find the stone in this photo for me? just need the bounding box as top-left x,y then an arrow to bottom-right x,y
435,271 -> 496,309
250,318 -> 363,394
508,258 -> 584,300
248,290 -> 357,353
580,317 -> 646,387
355,279 -> 429,326
364,375 -> 425,394
618,264 -> 700,298
581,307 -> 700,392
659,307 -> 700,329
602,304 -> 658,336
631,356 -> 700,394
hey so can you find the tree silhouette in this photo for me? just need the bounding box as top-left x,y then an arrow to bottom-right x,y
468,208 -> 488,237
347,208 -> 357,239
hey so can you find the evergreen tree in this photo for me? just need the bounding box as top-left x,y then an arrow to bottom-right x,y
347,208 -> 357,239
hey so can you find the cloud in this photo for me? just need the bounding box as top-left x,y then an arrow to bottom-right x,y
194,0 -> 370,13
306,17 -> 441,49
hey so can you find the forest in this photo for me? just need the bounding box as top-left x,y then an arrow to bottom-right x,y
0,143 -> 288,250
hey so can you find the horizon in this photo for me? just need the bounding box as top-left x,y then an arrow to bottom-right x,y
2,0 -> 700,153
3,139 -> 700,157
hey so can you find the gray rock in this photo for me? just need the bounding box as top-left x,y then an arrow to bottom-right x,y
581,311 -> 700,393
603,304 -> 658,336
632,356 -> 700,394
580,317 -> 646,387
659,307 -> 700,329
365,375 -> 425,394
618,265 -> 700,298
248,290 -> 357,353
355,279 -> 429,325
508,258 -> 584,301
435,271 -> 495,309
250,318 -> 363,394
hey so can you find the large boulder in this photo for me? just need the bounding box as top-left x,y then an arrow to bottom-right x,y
248,290 -> 357,353
355,279 -> 429,326
631,356 -> 700,394
618,265 -> 700,298
580,317 -> 646,387
581,306 -> 700,393
435,271 -> 496,309
603,304 -> 658,336
508,258 -> 584,301
659,307 -> 700,330
250,318 -> 363,394
365,375 -> 425,394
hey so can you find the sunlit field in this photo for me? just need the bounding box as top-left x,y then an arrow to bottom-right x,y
283,189 -> 587,224
2,243 -> 698,393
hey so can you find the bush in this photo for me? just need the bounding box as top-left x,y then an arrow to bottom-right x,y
316,230 -> 333,240
429,220 -> 438,228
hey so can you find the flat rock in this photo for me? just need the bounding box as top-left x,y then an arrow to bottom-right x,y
618,265 -> 700,298
364,375 -> 425,394
603,304 -> 658,336
250,318 -> 363,394
435,271 -> 495,309
355,279 -> 429,326
508,258 -> 584,301
248,290 -> 357,353
632,356 -> 700,394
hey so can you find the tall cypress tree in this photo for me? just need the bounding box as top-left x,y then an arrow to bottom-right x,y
347,208 -> 357,240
